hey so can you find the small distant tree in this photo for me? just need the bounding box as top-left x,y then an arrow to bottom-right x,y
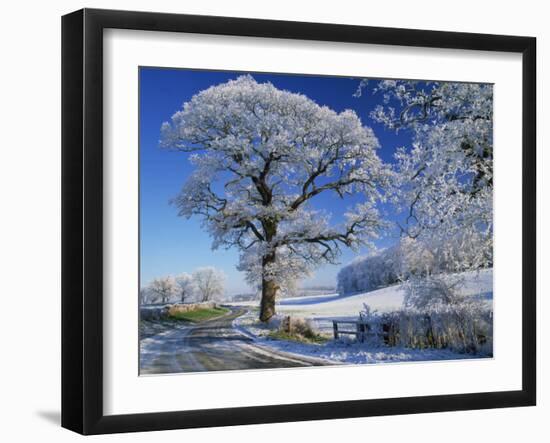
148,276 -> 178,304
175,273 -> 195,303
192,267 -> 225,302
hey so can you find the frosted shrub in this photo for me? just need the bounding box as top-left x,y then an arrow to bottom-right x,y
359,273 -> 493,355
357,307 -> 401,347
395,308 -> 492,354
403,274 -> 491,353
362,308 -> 492,354
355,305 -> 385,346
403,273 -> 466,311
279,316 -> 317,340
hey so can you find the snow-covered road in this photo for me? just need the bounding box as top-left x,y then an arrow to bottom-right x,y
140,308 -> 333,374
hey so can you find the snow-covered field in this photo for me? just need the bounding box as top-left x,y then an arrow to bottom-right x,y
229,269 -> 493,364
230,268 -> 493,334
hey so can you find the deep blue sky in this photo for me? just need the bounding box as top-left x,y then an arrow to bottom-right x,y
139,67 -> 410,293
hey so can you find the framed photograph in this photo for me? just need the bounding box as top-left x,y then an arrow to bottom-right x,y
62,8 -> 536,435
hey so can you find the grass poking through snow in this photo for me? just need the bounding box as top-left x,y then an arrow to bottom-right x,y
169,306 -> 229,323
267,329 -> 329,345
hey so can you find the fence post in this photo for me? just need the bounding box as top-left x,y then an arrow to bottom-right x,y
333,321 -> 339,340
357,322 -> 367,343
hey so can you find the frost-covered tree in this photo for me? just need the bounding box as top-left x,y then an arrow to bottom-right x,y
148,276 -> 178,304
360,80 -> 493,271
175,272 -> 195,303
162,75 -> 390,321
353,79 -> 493,318
192,267 -> 225,302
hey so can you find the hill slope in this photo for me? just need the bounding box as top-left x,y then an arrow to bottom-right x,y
275,268 -> 493,321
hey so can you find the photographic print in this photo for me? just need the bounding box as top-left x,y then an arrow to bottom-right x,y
139,68 -> 494,375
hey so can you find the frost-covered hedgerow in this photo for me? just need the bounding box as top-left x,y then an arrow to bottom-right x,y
358,273 -> 492,355
358,307 -> 492,354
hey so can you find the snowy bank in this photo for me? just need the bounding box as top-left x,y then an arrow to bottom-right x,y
233,310 -> 480,365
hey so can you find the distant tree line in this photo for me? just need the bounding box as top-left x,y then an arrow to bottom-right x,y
337,232 -> 492,296
140,266 -> 226,305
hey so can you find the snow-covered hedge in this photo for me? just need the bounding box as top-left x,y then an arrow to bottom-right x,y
358,272 -> 493,354
362,306 -> 492,354
140,302 -> 219,321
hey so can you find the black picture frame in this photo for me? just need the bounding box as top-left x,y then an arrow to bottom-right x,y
61,8 -> 537,435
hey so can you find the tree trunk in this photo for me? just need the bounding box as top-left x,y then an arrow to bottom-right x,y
259,252 -> 279,322
260,278 -> 279,322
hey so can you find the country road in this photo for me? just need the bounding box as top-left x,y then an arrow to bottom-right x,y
140,308 -> 331,374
